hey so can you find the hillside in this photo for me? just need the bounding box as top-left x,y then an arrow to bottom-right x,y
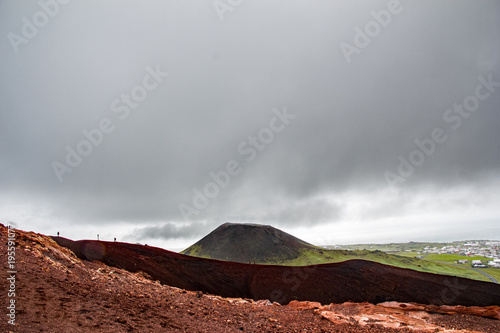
49,231 -> 500,307
275,248 -> 496,283
181,223 -> 496,283
0,224 -> 340,332
3,224 -> 500,332
181,222 -> 317,263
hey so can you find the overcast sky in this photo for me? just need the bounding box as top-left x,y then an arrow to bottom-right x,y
1,0 -> 499,251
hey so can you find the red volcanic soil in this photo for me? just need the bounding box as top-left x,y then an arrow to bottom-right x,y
52,236 -> 500,307
1,225 -> 500,332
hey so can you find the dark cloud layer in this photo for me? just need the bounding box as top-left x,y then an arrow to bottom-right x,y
1,0 -> 499,246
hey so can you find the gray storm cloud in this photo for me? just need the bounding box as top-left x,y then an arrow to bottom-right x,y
0,0 -> 499,245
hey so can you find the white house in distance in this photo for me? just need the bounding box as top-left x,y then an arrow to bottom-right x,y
488,259 -> 500,268
471,260 -> 488,268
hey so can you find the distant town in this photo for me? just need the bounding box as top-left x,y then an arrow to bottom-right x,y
327,240 -> 500,269
419,241 -> 500,268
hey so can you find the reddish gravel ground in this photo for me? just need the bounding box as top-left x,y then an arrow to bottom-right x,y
1,225 -> 499,332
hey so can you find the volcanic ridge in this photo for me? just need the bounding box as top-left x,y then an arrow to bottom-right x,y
48,223 -> 500,307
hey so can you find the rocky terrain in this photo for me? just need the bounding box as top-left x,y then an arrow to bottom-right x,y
1,224 -> 500,332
